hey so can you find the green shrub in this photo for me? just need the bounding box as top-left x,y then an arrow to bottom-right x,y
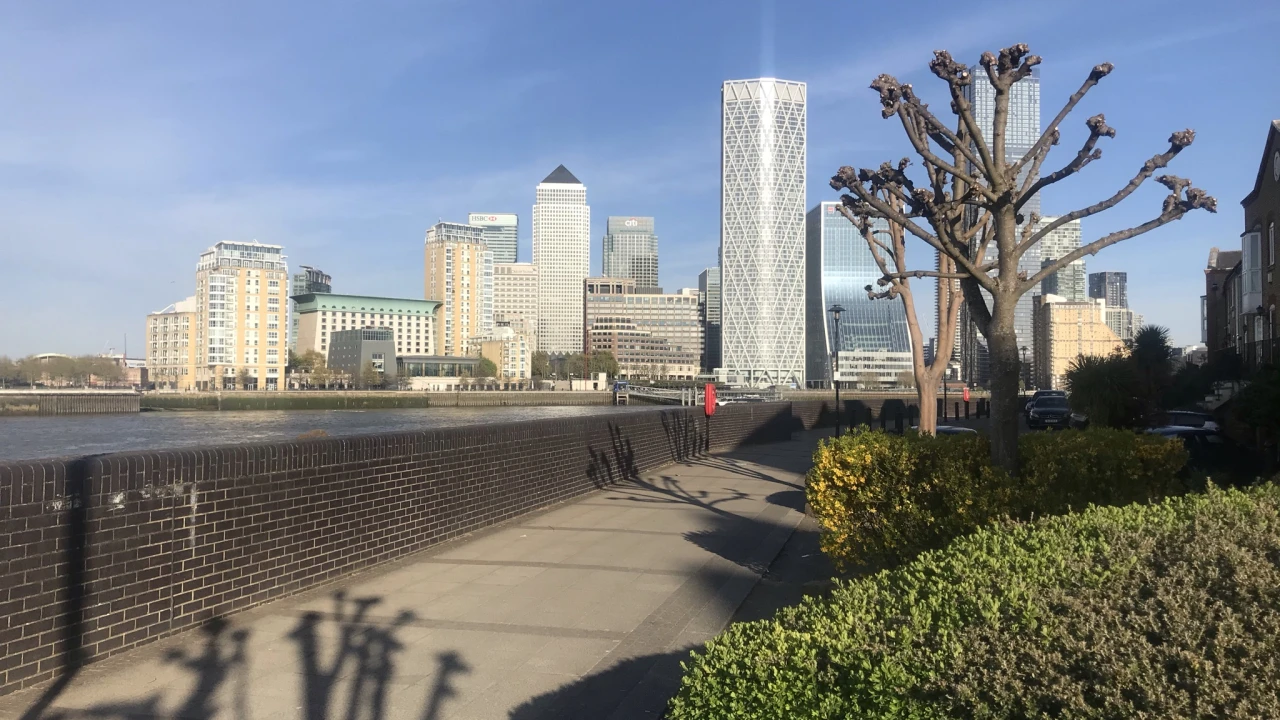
1018,427 -> 1188,513
806,428 -> 1013,572
668,485 -> 1280,719
806,427 -> 1187,571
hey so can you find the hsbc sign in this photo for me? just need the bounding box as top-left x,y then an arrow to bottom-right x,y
468,213 -> 516,226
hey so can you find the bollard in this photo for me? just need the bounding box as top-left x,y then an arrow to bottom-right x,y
955,401 -> 961,419
965,400 -> 970,420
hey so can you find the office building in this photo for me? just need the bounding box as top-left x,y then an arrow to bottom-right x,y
468,213 -> 519,264
474,325 -> 532,381
602,216 -> 659,288
292,293 -> 439,358
533,165 -> 590,354
1033,294 -> 1123,390
493,262 -> 538,350
193,241 -> 290,390
958,67 -> 1042,384
327,328 -> 397,387
720,78 -> 807,387
425,221 -> 494,356
1088,271 -> 1128,309
698,267 -> 722,371
1037,218 -> 1085,301
145,296 -> 197,390
804,202 -> 913,388
583,277 -> 703,365
289,266 -> 332,351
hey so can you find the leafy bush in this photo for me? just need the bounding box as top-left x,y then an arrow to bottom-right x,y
668,485 -> 1280,719
807,427 -> 1187,571
1018,427 -> 1187,510
806,428 -> 1012,572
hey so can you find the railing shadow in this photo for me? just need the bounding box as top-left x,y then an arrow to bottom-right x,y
29,592 -> 471,720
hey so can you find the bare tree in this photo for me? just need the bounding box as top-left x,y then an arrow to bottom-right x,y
830,44 -> 1216,472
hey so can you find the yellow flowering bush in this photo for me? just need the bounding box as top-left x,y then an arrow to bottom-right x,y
807,427 -> 1188,572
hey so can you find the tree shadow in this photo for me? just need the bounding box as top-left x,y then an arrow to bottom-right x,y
29,592 -> 471,720
586,422 -> 640,488
506,650 -> 690,720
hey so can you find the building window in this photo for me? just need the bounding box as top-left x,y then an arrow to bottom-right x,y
1271,222 -> 1276,267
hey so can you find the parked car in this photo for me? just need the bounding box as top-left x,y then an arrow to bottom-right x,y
908,425 -> 979,435
1146,426 -> 1243,479
1027,395 -> 1072,430
1024,389 -> 1067,417
1160,410 -> 1220,431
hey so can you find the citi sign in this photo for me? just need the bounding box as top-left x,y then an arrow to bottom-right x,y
624,218 -> 639,227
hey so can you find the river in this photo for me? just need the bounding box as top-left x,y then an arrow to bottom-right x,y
0,405 -> 664,461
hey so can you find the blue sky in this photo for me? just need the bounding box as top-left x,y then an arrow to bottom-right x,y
1,0 -> 1277,355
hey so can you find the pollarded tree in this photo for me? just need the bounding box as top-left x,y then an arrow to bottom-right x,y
830,44 -> 1216,473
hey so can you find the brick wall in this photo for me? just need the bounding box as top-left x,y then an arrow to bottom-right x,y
0,402 -> 795,697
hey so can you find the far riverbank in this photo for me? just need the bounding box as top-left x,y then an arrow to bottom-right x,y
142,389 -> 615,411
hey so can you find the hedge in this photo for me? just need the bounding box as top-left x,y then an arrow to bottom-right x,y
806,427 -> 1187,571
667,485 -> 1280,719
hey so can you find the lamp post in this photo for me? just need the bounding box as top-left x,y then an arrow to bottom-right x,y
830,304 -> 845,436
1020,345 -> 1029,391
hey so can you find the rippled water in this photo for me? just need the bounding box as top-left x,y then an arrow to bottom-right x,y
0,405 -> 664,461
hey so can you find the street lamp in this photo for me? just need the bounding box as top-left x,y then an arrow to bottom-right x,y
830,304 -> 845,436
1020,345 -> 1029,391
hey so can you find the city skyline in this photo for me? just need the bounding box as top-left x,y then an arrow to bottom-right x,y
2,1 -> 1275,355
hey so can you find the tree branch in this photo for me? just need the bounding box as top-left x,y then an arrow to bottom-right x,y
1025,129 -> 1198,247
1016,114 -> 1115,212
1009,62 -> 1115,180
1023,174 -> 1217,293
929,50 -> 999,182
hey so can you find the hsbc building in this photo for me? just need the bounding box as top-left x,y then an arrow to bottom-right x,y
467,213 -> 519,264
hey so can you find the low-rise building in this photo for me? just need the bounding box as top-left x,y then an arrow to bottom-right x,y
293,293 -> 439,358
146,296 -> 197,390
586,318 -> 699,380
327,328 -> 397,387
474,325 -> 532,381
1240,119 -> 1280,370
1033,294 -> 1124,390
583,277 -> 702,365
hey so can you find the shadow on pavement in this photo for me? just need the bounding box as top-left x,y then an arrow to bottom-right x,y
29,592 -> 470,720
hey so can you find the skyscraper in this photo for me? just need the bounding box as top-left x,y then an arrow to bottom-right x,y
1037,218 -> 1085,302
425,221 -> 493,356
720,78 -> 807,387
289,265 -> 332,352
533,165 -> 590,354
467,213 -> 519,264
805,202 -> 912,387
1089,271 -> 1128,308
698,267 -> 721,371
193,241 -> 290,390
493,262 -> 539,351
602,216 -> 659,288
957,67 -> 1043,385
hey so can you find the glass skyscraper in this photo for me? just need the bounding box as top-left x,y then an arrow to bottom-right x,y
805,202 -> 912,387
602,216 -> 659,288
1038,217 -> 1085,301
467,213 -> 519,264
1089,271 -> 1128,308
956,68 -> 1042,384
698,266 -> 721,371
720,78 -> 807,386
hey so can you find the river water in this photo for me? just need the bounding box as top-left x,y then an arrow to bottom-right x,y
0,406 -> 664,461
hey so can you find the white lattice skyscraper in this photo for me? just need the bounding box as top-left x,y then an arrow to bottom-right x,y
533,165 -> 590,354
720,79 -> 807,386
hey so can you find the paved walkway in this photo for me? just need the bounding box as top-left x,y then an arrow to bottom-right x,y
0,431 -> 825,720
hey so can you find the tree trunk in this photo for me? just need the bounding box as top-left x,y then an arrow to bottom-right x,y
986,296 -> 1022,475
916,377 -> 939,434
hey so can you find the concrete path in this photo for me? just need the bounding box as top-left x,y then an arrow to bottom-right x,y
0,431 -> 825,720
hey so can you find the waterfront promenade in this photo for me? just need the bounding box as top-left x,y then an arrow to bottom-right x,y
0,429 -> 826,720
